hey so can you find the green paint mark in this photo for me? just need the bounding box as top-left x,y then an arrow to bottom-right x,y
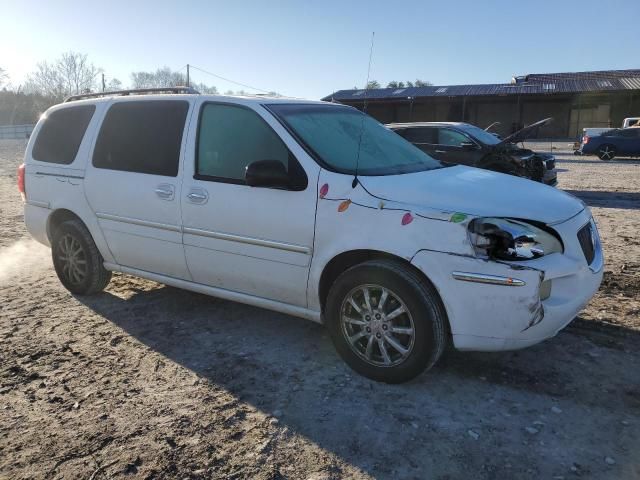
450,212 -> 467,223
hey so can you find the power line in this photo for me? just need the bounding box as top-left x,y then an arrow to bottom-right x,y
188,64 -> 273,94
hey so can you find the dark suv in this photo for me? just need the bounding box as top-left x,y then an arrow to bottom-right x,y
388,119 -> 557,185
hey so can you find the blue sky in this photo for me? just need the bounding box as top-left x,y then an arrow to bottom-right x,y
1,0 -> 639,99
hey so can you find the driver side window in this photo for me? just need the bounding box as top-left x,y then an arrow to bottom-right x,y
196,103 -> 290,183
438,128 -> 470,147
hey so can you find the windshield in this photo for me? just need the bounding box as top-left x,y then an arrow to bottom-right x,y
457,123 -> 502,145
267,103 -> 445,175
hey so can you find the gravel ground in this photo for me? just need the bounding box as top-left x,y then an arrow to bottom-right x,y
0,139 -> 639,480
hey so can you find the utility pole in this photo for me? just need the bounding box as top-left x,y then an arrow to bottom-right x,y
102,73 -> 105,92
186,64 -> 190,87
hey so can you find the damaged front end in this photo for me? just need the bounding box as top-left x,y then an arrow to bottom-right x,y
487,117 -> 558,185
486,145 -> 557,185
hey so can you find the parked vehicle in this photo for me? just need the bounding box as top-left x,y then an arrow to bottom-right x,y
572,128 -> 613,154
20,89 -> 603,383
622,117 -> 640,129
388,119 -> 558,185
579,127 -> 640,160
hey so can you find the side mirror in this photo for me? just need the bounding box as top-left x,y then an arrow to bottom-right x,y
460,141 -> 477,150
245,160 -> 290,188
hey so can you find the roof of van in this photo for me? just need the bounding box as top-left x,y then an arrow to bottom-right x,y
62,92 -> 330,106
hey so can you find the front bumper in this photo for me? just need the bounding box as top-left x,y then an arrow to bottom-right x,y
410,209 -> 603,351
542,168 -> 558,186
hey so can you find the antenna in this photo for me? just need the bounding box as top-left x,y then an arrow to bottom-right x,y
352,31 -> 375,188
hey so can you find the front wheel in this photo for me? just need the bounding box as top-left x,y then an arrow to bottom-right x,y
597,144 -> 616,160
51,219 -> 112,295
325,260 -> 448,383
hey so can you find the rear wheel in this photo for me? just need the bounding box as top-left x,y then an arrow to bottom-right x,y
325,259 -> 448,383
597,144 -> 616,160
51,219 -> 111,295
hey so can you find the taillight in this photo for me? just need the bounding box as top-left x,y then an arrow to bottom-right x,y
17,163 -> 26,201
582,135 -> 590,145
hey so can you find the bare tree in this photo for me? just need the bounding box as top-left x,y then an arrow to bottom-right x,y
130,67 -> 186,88
0,67 -> 8,89
105,78 -> 123,91
192,82 -> 218,94
24,52 -> 101,100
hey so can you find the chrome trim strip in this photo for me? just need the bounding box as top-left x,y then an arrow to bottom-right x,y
95,212 -> 181,233
26,200 -> 50,209
183,227 -> 311,254
103,262 -> 322,323
34,171 -> 85,180
452,271 -> 526,286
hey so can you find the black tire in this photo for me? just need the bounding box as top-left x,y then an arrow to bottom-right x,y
597,144 -> 616,161
325,259 -> 448,383
51,219 -> 112,295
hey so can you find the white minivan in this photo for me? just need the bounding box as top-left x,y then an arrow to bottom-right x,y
20,89 -> 603,383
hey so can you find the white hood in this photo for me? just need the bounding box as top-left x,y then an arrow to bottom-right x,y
360,166 -> 584,225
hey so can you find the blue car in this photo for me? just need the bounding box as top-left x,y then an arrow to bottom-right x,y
580,127 -> 640,160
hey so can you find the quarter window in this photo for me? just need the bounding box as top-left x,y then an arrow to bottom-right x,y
438,129 -> 471,147
196,103 -> 296,184
93,101 -> 189,176
32,105 -> 95,164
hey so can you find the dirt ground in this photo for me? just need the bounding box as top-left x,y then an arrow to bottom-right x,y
1,138 -> 638,480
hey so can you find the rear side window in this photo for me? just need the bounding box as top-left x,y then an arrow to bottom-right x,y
32,105 -> 95,164
93,101 -> 189,176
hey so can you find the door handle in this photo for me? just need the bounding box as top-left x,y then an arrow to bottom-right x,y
435,150 -> 446,154
187,188 -> 209,204
155,184 -> 175,200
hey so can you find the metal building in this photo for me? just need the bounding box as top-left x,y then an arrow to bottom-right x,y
322,69 -> 640,139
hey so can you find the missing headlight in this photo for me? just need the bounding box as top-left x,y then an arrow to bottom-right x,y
468,218 -> 563,261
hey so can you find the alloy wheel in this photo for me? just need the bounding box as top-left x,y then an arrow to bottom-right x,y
340,284 -> 416,367
56,234 -> 88,286
599,145 -> 614,160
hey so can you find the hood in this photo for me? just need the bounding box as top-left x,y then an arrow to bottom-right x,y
500,117 -> 553,145
360,165 -> 583,225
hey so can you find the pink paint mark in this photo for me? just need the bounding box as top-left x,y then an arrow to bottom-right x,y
401,212 -> 414,225
319,183 -> 329,199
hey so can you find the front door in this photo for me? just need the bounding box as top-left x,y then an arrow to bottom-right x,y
84,99 -> 192,279
434,128 -> 482,166
180,101 -> 319,306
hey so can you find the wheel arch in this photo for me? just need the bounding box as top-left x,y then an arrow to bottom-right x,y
46,208 -> 85,242
318,249 -> 442,314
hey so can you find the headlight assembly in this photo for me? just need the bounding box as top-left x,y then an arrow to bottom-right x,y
468,218 -> 563,260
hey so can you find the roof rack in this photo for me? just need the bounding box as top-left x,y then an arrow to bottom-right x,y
64,86 -> 200,102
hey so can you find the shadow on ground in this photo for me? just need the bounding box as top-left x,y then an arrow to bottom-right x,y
564,190 -> 640,210
75,278 -> 640,479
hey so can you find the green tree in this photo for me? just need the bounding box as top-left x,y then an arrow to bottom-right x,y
366,80 -> 381,89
